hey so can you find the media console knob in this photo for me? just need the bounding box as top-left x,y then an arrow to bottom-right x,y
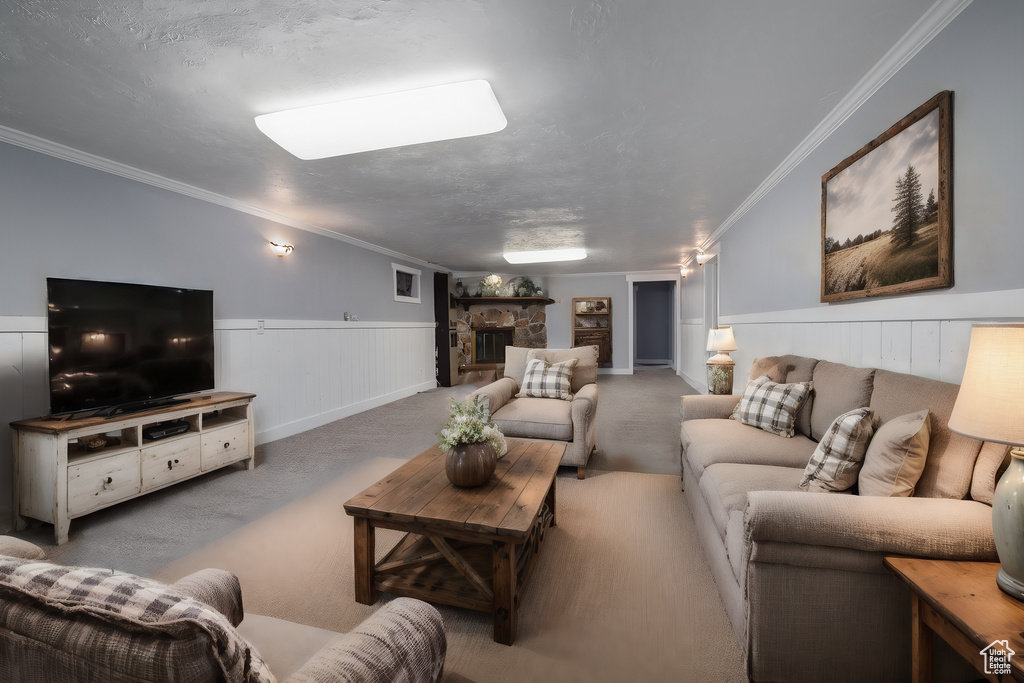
223,442 -> 230,449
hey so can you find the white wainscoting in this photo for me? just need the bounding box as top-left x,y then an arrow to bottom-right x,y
680,314 -> 1022,394
214,320 -> 436,444
0,318 -> 436,532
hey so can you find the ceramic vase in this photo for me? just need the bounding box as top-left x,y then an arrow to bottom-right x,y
445,442 -> 497,487
992,449 -> 1024,601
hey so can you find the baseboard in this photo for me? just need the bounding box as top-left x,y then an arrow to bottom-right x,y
598,368 -> 633,375
679,369 -> 707,394
255,380 -> 436,445
635,358 -> 672,365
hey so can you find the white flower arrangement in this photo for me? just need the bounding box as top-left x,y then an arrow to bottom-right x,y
438,396 -> 508,457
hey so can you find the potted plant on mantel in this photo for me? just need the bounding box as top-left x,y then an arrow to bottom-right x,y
439,396 -> 508,487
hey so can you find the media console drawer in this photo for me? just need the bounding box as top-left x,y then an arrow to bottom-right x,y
68,451 -> 141,517
201,421 -> 250,471
141,435 -> 202,491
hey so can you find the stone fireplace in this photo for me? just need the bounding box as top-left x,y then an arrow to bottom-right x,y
456,302 -> 547,367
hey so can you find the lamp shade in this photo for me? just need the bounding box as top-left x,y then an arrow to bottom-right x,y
948,324 -> 1024,446
706,327 -> 738,353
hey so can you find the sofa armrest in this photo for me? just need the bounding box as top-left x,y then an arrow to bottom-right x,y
171,568 -> 244,627
680,394 -> 740,421
287,598 -> 446,683
745,491 -> 996,561
0,536 -> 45,560
468,377 -> 518,414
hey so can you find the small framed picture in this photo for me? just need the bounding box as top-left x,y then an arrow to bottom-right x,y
392,263 -> 421,304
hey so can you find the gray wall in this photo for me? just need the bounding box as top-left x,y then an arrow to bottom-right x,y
718,0 -> 1024,317
1,141 -> 435,322
545,274 -> 630,369
634,281 -> 673,362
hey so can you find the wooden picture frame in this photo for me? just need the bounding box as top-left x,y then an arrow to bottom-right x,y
821,91 -> 953,303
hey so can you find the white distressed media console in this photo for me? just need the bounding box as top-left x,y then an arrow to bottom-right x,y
11,391 -> 255,544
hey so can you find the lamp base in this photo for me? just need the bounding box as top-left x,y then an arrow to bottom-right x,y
706,362 -> 735,395
997,567 -> 1024,602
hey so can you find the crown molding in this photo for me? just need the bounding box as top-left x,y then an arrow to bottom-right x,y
0,124 -> 444,272
700,0 -> 973,253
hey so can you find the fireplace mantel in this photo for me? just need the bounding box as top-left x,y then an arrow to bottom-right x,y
453,296 -> 554,309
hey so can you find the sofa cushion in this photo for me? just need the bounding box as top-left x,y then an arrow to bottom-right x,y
0,557 -> 273,683
492,397 -> 573,441
800,408 -> 875,493
970,442 -> 1012,505
502,346 -> 531,390
870,370 -> 982,499
700,463 -> 806,541
517,358 -> 577,400
749,355 -> 819,437
681,418 -> 816,483
810,361 -> 875,442
527,346 -> 598,393
859,410 -> 931,497
733,375 -> 812,438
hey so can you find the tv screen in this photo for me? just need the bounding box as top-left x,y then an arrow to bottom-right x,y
47,278 -> 214,415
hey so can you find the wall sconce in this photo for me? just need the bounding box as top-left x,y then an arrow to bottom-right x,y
695,249 -> 713,266
270,241 -> 294,257
679,266 -> 688,278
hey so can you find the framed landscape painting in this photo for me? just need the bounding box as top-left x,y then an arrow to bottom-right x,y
821,91 -> 953,303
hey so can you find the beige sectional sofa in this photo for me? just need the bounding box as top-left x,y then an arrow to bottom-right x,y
680,355 -> 1009,683
0,536 -> 446,683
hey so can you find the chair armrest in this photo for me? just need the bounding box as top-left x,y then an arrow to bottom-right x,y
0,536 -> 45,560
287,598 -> 446,683
745,491 -> 996,561
680,394 -> 740,421
171,568 -> 244,627
572,383 -> 598,427
468,377 -> 518,414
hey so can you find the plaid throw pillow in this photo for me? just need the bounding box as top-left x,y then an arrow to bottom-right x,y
517,358 -> 578,400
801,407 -> 875,492
732,374 -> 812,438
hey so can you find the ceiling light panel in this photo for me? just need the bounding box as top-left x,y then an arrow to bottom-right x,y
503,248 -> 587,264
255,80 -> 507,160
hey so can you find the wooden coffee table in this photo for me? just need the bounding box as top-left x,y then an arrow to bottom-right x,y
344,439 -> 564,645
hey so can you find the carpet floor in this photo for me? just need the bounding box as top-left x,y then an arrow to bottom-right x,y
12,368 -> 744,681
156,457 -> 745,683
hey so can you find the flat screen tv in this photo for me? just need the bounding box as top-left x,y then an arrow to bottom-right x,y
47,278 -> 214,416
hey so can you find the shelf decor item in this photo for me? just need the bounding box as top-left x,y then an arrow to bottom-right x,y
479,274 -> 503,296
948,324 -> 1024,601
706,327 -> 738,395
438,396 -> 507,487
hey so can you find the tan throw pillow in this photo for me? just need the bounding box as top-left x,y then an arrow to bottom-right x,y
732,374 -> 812,438
517,358 -> 578,400
801,407 -> 875,492
858,410 -> 931,497
971,442 -> 1012,505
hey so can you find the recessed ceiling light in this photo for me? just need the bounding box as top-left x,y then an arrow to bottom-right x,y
503,248 -> 587,264
255,80 -> 507,160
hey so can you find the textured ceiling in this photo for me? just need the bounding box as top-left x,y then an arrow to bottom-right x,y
0,0 -> 937,274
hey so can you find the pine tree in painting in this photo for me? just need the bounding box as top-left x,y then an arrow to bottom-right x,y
891,164 -> 924,248
925,188 -> 938,222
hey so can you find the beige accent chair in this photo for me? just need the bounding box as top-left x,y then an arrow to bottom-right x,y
469,346 -> 599,479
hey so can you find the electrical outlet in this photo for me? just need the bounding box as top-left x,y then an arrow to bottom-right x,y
257,320 -> 265,335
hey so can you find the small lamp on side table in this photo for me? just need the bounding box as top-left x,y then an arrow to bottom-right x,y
949,324 -> 1024,601
706,327 -> 738,395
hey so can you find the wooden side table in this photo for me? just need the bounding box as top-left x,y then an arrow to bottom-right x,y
885,557 -> 1024,682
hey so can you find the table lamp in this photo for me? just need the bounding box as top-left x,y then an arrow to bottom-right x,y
948,324 -> 1024,601
706,327 -> 738,395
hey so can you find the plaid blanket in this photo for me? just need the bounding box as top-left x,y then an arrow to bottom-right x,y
0,556 -> 274,683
